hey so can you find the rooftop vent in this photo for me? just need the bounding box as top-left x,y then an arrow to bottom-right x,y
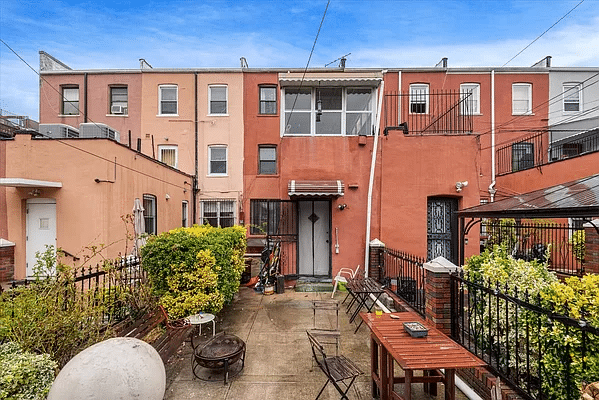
79,123 -> 120,142
39,124 -> 79,138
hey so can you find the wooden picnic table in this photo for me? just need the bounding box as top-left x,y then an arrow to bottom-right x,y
360,311 -> 485,400
345,277 -> 385,333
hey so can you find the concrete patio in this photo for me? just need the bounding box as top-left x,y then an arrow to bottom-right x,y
163,287 -> 469,400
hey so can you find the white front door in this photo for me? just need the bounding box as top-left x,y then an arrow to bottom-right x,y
26,198 -> 57,277
298,200 -> 330,277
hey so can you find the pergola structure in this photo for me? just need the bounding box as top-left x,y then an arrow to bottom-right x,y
457,173 -> 599,267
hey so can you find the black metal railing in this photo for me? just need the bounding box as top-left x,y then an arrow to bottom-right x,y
381,248 -> 426,316
482,219 -> 585,276
384,90 -> 474,135
549,129 -> 599,162
496,131 -> 548,176
451,273 -> 599,400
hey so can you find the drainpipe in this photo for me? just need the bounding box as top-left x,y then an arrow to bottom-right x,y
365,76 -> 385,276
84,72 -> 88,123
488,70 -> 496,202
193,72 -> 199,223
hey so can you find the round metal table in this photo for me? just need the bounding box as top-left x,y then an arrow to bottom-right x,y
187,313 -> 215,349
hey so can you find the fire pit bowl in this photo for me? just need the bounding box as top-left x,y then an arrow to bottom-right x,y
192,332 -> 246,384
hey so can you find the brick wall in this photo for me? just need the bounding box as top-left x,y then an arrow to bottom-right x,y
584,221 -> 599,274
0,244 -> 15,283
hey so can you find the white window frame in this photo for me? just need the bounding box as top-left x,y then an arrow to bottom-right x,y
200,199 -> 235,227
109,86 -> 128,115
158,85 -> 178,116
281,86 -> 375,136
143,194 -> 157,235
209,85 -> 228,115
158,145 -> 178,168
259,86 -> 278,115
62,86 -> 80,116
182,200 -> 189,227
208,145 -> 228,176
512,83 -> 532,115
563,83 -> 582,113
460,83 -> 480,115
409,84 -> 429,114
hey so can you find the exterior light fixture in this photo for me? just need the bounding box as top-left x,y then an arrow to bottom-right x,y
455,181 -> 469,192
337,203 -> 347,210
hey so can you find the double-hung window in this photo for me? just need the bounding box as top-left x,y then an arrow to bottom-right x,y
158,145 -> 178,168
201,199 -> 235,227
143,194 -> 157,235
259,86 -> 277,114
258,145 -> 277,175
460,83 -> 480,115
159,85 -> 178,115
409,84 -> 429,114
283,87 -> 374,136
110,86 -> 128,114
209,146 -> 227,175
512,83 -> 532,115
62,86 -> 79,115
182,201 -> 188,227
563,83 -> 582,112
209,85 -> 228,114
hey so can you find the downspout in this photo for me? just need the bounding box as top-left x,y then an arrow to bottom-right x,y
488,70 -> 496,201
193,72 -> 199,223
365,76 -> 385,276
84,72 -> 88,123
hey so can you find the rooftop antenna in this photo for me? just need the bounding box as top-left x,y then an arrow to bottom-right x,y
240,57 -> 249,68
325,53 -> 351,68
139,58 -> 153,69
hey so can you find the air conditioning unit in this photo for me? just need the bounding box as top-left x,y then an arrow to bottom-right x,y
111,105 -> 124,114
79,123 -> 120,142
39,124 -> 79,138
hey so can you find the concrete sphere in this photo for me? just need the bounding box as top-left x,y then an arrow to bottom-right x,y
47,337 -> 165,400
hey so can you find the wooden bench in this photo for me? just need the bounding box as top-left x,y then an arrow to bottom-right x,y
307,329 -> 363,400
113,305 -> 193,363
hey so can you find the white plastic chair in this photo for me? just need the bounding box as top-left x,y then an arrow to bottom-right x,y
331,265 -> 360,298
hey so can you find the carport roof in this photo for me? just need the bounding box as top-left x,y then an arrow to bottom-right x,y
458,174 -> 599,219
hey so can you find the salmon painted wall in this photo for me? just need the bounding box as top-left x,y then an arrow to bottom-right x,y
4,133 -> 192,278
39,72 -> 143,144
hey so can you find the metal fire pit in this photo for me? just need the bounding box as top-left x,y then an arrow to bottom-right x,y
192,332 -> 246,384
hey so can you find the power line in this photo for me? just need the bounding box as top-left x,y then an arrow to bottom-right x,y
502,0 -> 584,67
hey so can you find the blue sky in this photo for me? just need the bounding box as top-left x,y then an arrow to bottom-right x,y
1,0 -> 598,120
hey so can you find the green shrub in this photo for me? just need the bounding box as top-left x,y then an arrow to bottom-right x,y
570,229 -> 585,263
0,342 -> 57,400
141,225 -> 247,317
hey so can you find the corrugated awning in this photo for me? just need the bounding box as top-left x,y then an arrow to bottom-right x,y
288,180 -> 344,197
0,178 -> 62,188
279,72 -> 382,87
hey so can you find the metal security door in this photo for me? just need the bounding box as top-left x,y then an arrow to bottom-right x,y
427,197 -> 458,264
298,200 -> 330,277
26,198 -> 57,277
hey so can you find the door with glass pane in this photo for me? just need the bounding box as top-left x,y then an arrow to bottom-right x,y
298,200 -> 330,277
427,197 -> 458,264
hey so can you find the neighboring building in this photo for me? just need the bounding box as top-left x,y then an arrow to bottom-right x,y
0,132 -> 192,280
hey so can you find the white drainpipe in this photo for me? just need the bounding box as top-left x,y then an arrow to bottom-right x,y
489,70 -> 497,202
365,77 -> 385,276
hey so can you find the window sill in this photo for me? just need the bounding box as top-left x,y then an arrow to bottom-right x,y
257,113 -> 279,117
207,114 -> 229,117
512,113 -> 535,116
207,174 -> 228,177
257,174 -> 279,177
156,114 -> 179,117
106,114 -> 129,117
58,114 -> 80,117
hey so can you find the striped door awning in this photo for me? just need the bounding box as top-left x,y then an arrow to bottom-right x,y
288,180 -> 344,197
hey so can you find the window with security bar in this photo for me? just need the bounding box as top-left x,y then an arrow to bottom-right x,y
250,200 -> 281,235
158,145 -> 178,168
512,142 -> 534,172
201,199 -> 235,228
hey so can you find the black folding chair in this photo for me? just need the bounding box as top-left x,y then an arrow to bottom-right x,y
307,330 -> 363,400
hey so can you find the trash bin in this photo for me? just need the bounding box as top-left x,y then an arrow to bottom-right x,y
275,275 -> 285,294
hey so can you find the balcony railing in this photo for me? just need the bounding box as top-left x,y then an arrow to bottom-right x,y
384,90 -> 473,135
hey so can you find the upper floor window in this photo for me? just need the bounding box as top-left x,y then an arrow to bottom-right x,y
409,84 -> 429,114
62,86 -> 79,115
143,194 -> 157,235
209,145 -> 227,175
258,145 -> 277,175
460,83 -> 480,115
110,86 -> 128,115
259,86 -> 277,114
201,199 -> 235,227
158,145 -> 178,168
282,86 -> 374,136
209,85 -> 228,114
159,85 -> 178,115
512,83 -> 532,115
512,142 -> 534,172
563,83 -> 582,112
182,201 -> 189,227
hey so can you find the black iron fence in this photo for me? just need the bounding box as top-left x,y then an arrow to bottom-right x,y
549,129 -> 599,161
450,273 -> 599,400
2,256 -> 147,323
482,219 -> 584,276
381,248 -> 426,316
384,90 -> 474,135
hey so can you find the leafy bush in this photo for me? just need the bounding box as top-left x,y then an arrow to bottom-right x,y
570,229 -> 585,263
141,225 -> 247,317
0,342 -> 57,400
